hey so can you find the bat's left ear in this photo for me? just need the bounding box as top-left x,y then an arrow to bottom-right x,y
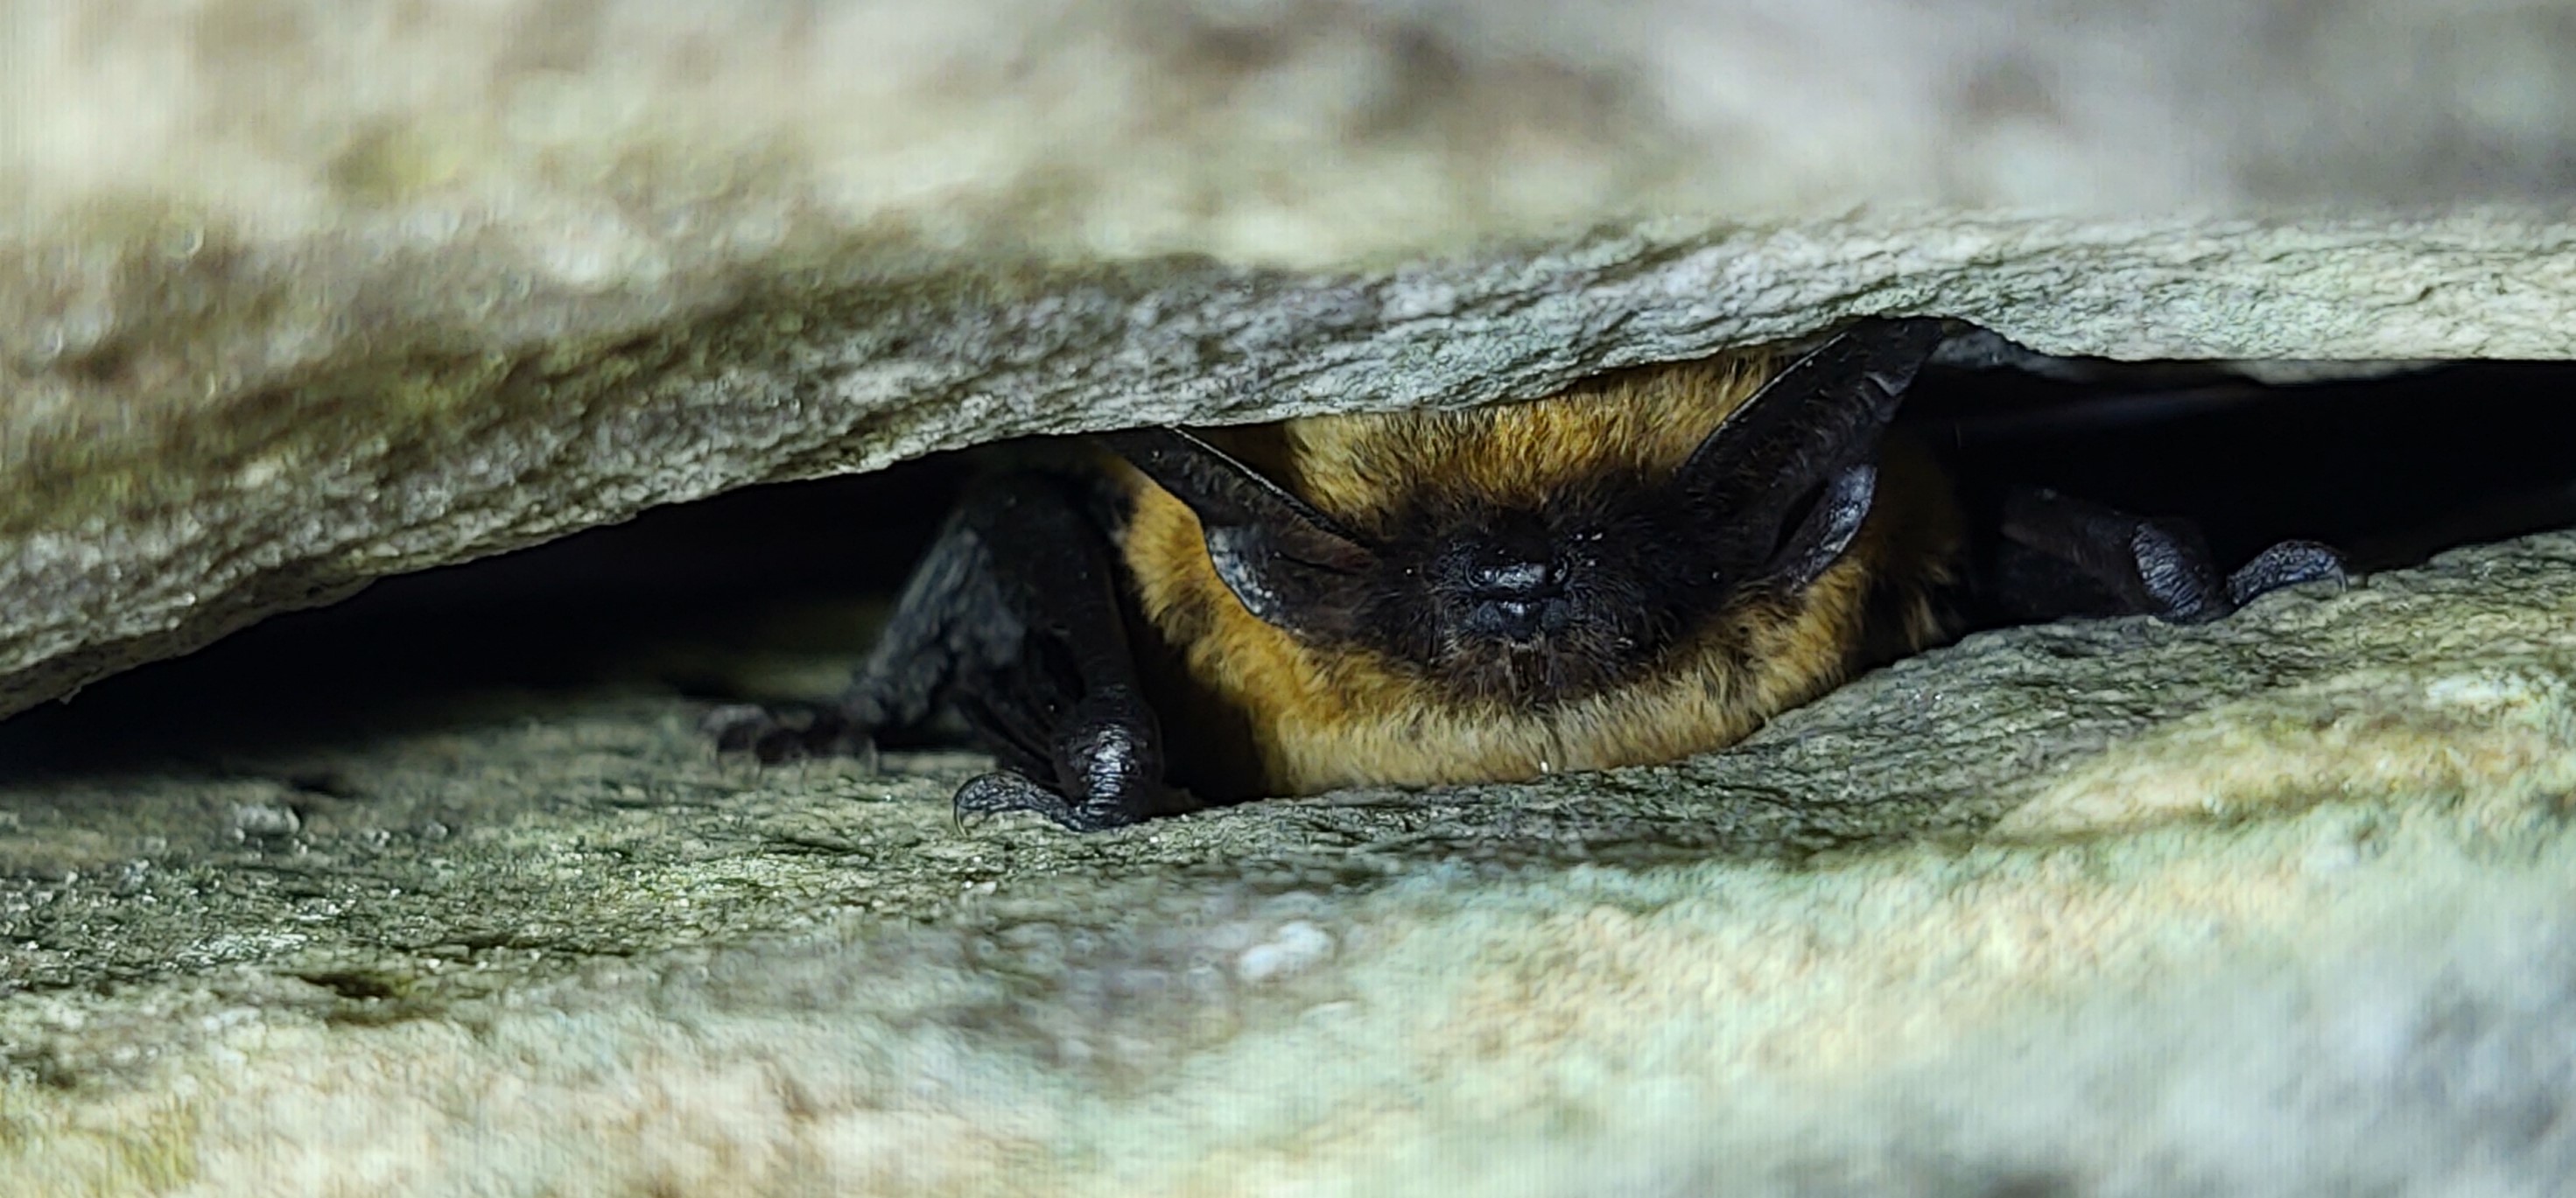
1103,427 -> 1378,639
1680,317 -> 1948,592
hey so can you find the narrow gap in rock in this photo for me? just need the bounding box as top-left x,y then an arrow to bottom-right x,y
1907,360 -> 2576,571
2,359 -> 2571,776
0,458 -> 971,772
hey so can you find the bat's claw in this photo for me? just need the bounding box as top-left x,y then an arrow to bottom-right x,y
950,768 -> 1196,833
2226,539 -> 2349,608
954,770 -> 1114,832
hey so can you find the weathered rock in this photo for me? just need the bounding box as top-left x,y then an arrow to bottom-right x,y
4,530 -> 2573,1194
8,1 -> 2576,719
8,4 -> 2576,1194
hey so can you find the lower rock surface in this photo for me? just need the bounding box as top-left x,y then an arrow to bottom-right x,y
4,531 -> 2572,1196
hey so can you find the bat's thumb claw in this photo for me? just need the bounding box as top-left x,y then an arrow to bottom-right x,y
2227,540 -> 2350,608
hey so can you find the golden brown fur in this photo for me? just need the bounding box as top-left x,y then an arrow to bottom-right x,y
1116,351 -> 1963,796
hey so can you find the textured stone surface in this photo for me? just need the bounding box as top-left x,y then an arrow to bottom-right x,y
3,531 -> 2573,1194
8,5 -> 2576,1193
9,0 -> 2576,719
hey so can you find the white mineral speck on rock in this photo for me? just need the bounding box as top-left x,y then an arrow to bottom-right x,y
1236,920 -> 1334,984
229,804 -> 300,837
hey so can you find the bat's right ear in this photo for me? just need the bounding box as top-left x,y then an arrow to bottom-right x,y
1679,316 -> 1949,592
1102,428 -> 1379,639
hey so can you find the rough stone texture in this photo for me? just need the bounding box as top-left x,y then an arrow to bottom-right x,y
10,4 -> 2576,1194
4,531 -> 2573,1195
8,0 -> 2576,719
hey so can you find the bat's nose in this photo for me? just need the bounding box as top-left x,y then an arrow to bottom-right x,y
1465,556 -> 1561,600
1457,543 -> 1569,641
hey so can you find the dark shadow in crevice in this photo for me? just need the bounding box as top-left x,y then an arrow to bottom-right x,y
0,457 -> 968,773
1907,360 -> 2576,571
4,358 -> 2572,777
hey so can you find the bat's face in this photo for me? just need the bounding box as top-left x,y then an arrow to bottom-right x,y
1106,318 -> 1945,711
1352,481 -> 1707,704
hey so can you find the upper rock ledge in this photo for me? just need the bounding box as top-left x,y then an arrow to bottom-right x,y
6,1 -> 2576,718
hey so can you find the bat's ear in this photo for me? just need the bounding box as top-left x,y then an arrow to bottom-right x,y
1679,317 -> 1948,592
1103,427 -> 1378,639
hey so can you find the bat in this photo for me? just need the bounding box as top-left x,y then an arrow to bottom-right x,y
707,318 -> 2346,830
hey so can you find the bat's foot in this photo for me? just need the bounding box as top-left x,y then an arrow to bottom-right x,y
951,769 -> 1197,833
944,681 -> 1204,831
703,702 -> 880,767
1994,487 -> 2350,625
2115,515 -> 2236,623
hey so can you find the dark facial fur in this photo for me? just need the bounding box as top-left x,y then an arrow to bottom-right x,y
1345,471 -> 1757,706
